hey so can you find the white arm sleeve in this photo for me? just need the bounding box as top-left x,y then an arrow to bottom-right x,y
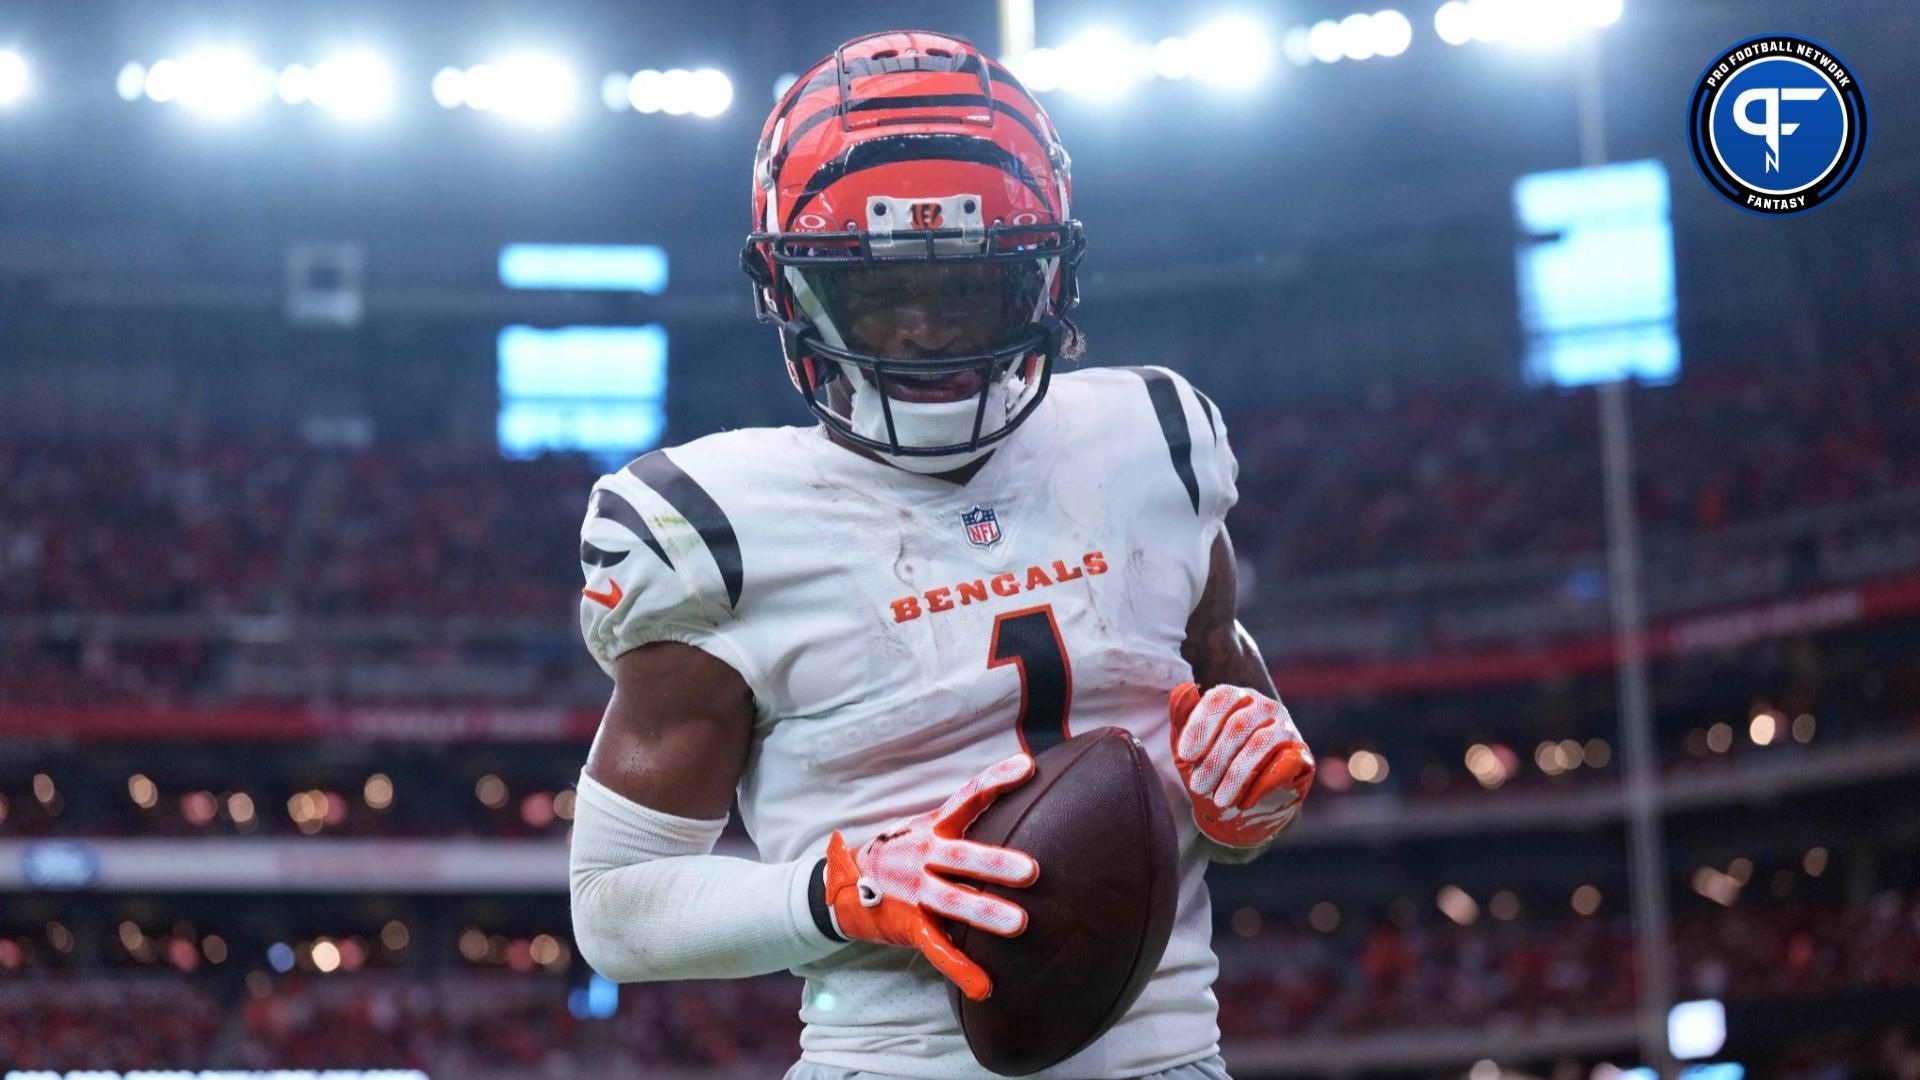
568,771 -> 843,982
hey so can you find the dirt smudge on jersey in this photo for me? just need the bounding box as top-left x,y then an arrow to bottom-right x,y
892,539 -> 914,586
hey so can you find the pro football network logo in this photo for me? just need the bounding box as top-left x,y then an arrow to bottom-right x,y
1687,35 -> 1867,215
961,505 -> 1002,548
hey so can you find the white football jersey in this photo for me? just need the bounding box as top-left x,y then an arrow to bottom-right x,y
579,365 -> 1238,1079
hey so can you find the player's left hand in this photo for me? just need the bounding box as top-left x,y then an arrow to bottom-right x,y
1167,683 -> 1314,849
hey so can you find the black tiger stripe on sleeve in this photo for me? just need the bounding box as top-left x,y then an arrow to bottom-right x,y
1121,366 -> 1201,515
1194,389 -> 1219,440
625,450 -> 745,610
583,488 -> 673,570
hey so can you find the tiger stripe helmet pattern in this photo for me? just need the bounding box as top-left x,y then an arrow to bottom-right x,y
741,30 -> 1086,470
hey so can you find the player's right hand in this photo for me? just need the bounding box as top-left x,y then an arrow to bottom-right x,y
822,752 -> 1039,1002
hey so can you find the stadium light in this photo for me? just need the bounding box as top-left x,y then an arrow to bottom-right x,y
1582,0 -> 1625,27
1370,11 -> 1415,57
487,53 -> 576,124
1493,0 -> 1583,46
1436,0 -> 1623,48
1435,1 -> 1475,45
1338,14 -> 1377,61
687,68 -> 733,117
602,66 -> 732,117
278,63 -> 313,105
431,66 -> 465,108
0,49 -> 30,106
1011,47 -> 1059,92
308,51 -> 394,121
174,48 -> 274,118
1282,28 -> 1313,67
143,58 -> 181,102
1152,37 -> 1196,81
1187,15 -> 1274,88
116,60 -> 146,101
436,55 -> 578,123
1306,20 -> 1344,64
601,73 -> 630,112
1294,11 -> 1413,64
461,64 -> 502,111
1015,17 -> 1283,94
659,69 -> 696,115
772,71 -> 799,101
1053,29 -> 1151,100
627,69 -> 664,112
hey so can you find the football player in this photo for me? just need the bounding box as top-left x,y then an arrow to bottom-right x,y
569,30 -> 1314,1080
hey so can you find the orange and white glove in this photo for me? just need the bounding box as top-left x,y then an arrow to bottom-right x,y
1168,683 -> 1315,849
820,752 -> 1039,1001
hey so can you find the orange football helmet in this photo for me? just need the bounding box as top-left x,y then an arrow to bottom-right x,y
742,30 -> 1086,472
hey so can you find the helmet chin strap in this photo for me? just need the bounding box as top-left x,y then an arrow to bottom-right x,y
840,361 -> 1014,474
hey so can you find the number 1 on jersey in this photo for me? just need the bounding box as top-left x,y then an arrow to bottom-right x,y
987,605 -> 1074,755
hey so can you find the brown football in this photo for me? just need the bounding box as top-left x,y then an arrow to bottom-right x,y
948,727 -> 1180,1076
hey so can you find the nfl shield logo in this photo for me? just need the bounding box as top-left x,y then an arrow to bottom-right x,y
961,505 -> 1002,548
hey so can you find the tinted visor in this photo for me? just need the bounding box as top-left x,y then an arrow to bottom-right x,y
798,259 -> 1049,359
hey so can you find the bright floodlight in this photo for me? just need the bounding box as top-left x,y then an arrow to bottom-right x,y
1580,0 -> 1624,27
431,66 -> 465,109
601,73 -> 629,112
1188,15 -> 1274,88
460,64 -> 499,111
278,64 -> 313,105
1012,47 -> 1059,93
489,54 -> 575,124
0,50 -> 29,106
688,68 -> 733,118
627,69 -> 664,113
1453,0 -> 1622,48
1153,36 -> 1196,81
116,61 -> 147,102
176,48 -> 272,118
1306,20 -> 1344,64
144,58 -> 182,102
1490,0 -> 1581,46
772,72 -> 799,101
309,51 -> 393,120
1371,11 -> 1415,57
1434,1 -> 1475,45
1054,29 -> 1149,100
659,68 -> 696,115
1338,14 -> 1378,61
1282,28 -> 1313,67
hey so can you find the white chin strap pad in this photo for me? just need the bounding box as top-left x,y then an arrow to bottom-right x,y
840,361 -> 1035,474
842,362 -> 1004,473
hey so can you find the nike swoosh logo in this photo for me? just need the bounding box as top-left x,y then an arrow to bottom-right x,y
582,579 -> 624,609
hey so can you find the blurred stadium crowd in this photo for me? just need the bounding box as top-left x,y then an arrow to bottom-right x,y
9,339 -> 1920,705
